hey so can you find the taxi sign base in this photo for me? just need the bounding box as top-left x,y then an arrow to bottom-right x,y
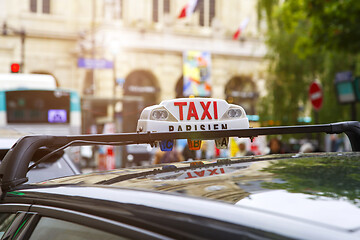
188,139 -> 202,150
160,139 -> 174,151
215,137 -> 229,149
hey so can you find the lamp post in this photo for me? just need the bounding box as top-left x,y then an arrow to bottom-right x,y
110,41 -> 122,168
90,0 -> 96,95
110,41 -> 120,119
20,30 -> 25,73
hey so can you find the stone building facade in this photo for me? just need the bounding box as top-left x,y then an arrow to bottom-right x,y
0,0 -> 266,132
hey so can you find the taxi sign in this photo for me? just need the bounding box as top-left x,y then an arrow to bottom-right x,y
137,98 -> 249,152
137,98 -> 249,133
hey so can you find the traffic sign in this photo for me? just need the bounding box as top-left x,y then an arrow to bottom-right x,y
309,82 -> 323,110
77,58 -> 113,69
334,71 -> 356,104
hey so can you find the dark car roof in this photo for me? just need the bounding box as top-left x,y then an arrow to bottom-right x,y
8,152 -> 360,239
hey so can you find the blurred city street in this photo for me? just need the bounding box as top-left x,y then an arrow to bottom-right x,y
0,0 -> 357,171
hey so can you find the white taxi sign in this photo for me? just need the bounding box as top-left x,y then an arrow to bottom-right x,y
137,98 -> 249,133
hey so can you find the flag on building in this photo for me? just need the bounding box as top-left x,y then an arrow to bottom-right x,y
233,17 -> 250,40
178,0 -> 199,19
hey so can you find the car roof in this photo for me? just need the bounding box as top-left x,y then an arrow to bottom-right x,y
13,183 -> 359,240
20,152 -> 360,235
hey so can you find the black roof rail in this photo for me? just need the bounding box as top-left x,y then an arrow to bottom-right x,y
0,121 -> 359,194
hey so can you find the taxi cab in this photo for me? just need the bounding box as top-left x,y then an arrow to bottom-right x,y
0,98 -> 360,239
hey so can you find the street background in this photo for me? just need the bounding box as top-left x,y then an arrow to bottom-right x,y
0,0 -> 358,171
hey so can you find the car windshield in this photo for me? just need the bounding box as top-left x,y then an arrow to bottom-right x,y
0,148 -> 79,183
27,156 -> 78,183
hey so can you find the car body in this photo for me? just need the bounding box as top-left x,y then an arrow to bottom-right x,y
0,151 -> 360,239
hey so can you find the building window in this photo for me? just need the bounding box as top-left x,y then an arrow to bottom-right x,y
42,0 -> 50,14
153,0 -> 159,22
153,0 -> 171,23
164,0 -> 170,13
199,0 -> 215,27
209,0 -> 215,25
29,0 -> 51,14
104,0 -> 123,20
199,0 -> 205,26
30,0 -> 37,12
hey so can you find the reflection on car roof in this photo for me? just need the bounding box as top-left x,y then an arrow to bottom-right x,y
36,152 -> 360,201
26,152 -> 360,233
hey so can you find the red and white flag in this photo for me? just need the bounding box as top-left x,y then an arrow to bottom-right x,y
233,17 -> 250,40
178,0 -> 199,19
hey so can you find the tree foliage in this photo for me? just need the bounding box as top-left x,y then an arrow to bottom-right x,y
261,155 -> 360,205
257,0 -> 360,125
305,0 -> 360,53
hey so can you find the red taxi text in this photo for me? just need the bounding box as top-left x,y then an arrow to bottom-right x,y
185,168 -> 225,179
174,101 -> 218,120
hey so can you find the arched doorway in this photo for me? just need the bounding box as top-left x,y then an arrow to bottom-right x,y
123,70 -> 160,132
225,76 -> 258,115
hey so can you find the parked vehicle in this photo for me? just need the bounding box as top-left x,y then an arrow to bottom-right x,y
0,98 -> 359,239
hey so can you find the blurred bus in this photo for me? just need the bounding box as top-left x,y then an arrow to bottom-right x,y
0,74 -> 81,134
0,74 -> 81,161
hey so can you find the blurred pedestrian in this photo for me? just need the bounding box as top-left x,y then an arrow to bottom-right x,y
330,134 -> 344,152
197,141 -> 213,159
299,142 -> 314,153
154,148 -> 184,164
182,144 -> 196,161
269,137 -> 285,154
235,139 -> 254,157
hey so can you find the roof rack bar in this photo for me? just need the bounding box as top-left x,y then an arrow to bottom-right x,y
63,121 -> 359,148
0,121 -> 359,193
